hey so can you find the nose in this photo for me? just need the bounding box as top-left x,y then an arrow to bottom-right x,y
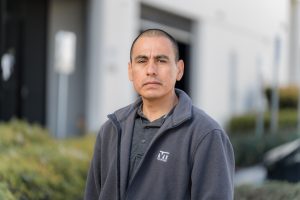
146,60 -> 157,76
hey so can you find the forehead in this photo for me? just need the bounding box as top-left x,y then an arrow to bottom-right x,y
132,36 -> 175,57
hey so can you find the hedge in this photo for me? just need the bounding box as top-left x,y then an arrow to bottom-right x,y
0,119 -> 95,200
227,109 -> 298,134
0,183 -> 15,200
235,181 -> 300,200
265,85 -> 299,109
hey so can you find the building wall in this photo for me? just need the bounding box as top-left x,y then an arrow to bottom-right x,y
85,0 -> 139,132
289,0 -> 300,84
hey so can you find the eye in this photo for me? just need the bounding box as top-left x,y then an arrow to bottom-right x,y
157,58 -> 167,63
156,56 -> 169,63
138,60 -> 145,63
136,58 -> 147,63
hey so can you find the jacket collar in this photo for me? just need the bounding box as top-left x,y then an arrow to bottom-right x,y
111,89 -> 193,127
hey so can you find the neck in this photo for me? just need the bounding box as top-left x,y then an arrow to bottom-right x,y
141,91 -> 178,122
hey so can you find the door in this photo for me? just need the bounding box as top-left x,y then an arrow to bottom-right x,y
0,0 -> 47,124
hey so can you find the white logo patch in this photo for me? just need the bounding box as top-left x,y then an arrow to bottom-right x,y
157,150 -> 170,162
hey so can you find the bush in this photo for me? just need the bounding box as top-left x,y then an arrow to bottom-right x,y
231,131 -> 298,167
265,85 -> 299,109
0,183 -> 16,200
0,119 -> 95,200
227,113 -> 267,134
0,119 -> 51,150
227,109 -> 298,134
235,181 -> 300,200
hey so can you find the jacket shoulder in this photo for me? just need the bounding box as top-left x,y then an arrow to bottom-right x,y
191,106 -> 225,135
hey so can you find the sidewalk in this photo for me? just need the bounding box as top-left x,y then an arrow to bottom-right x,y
235,165 -> 267,186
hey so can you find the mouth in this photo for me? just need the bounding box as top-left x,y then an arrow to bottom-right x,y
143,81 -> 161,86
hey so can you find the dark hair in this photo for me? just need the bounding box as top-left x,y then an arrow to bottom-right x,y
130,29 -> 179,62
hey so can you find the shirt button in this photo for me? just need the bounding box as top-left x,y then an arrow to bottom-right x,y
141,139 -> 146,143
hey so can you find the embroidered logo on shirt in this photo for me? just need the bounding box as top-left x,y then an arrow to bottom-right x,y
157,151 -> 170,162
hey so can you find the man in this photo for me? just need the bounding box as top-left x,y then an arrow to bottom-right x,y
84,29 -> 235,200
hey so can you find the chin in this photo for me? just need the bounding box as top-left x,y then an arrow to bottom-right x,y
140,91 -> 163,100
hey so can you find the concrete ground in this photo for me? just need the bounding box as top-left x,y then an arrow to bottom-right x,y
235,165 -> 267,186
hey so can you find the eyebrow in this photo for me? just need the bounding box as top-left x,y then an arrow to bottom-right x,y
133,55 -> 170,61
155,55 -> 169,60
134,55 -> 148,61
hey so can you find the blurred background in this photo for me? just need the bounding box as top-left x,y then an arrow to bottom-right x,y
1,0 -> 300,199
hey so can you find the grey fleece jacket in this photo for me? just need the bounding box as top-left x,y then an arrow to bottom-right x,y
84,89 -> 235,200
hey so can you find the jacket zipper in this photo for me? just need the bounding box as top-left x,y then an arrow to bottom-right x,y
108,114 -> 122,200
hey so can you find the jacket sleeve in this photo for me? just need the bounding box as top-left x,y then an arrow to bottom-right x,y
191,129 -> 235,200
84,131 -> 102,200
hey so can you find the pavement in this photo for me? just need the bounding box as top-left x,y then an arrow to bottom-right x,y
234,165 -> 267,186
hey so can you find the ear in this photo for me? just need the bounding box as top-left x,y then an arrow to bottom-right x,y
128,62 -> 133,81
176,60 -> 184,81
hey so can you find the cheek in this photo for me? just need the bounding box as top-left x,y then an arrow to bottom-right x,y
168,69 -> 179,80
131,73 -> 143,86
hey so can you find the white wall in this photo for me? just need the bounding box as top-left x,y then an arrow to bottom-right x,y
199,21 -> 271,123
85,0 -> 139,131
289,0 -> 300,84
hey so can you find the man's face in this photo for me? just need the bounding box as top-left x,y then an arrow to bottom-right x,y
128,36 -> 184,101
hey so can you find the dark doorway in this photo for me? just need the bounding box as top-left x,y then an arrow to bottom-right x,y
176,41 -> 190,95
0,0 -> 47,124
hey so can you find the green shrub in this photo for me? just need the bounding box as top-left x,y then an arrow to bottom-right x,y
235,181 -> 300,200
227,113 -> 267,134
231,131 -> 298,167
265,85 -> 299,109
0,119 -> 95,200
227,110 -> 298,134
0,183 -> 16,200
0,119 -> 51,151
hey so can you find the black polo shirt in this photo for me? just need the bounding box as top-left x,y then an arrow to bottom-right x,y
128,105 -> 172,182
